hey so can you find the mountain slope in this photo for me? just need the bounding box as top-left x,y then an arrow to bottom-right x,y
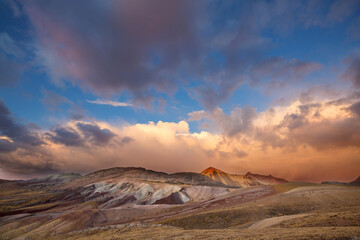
349,176 -> 360,186
201,167 -> 288,187
200,167 -> 260,187
245,172 -> 288,185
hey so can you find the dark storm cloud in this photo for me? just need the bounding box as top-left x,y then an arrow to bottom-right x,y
76,123 -> 116,145
0,99 -> 56,175
0,99 -> 43,146
46,122 -> 116,147
46,127 -> 83,147
342,53 -> 360,88
348,101 -> 360,117
0,139 -> 17,152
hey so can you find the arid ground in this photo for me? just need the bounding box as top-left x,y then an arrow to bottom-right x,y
0,168 -> 359,240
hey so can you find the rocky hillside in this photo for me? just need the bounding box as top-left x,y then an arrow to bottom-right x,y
201,167 -> 288,187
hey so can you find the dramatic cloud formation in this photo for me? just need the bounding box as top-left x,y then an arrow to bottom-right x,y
17,0 -> 350,109
0,99 -> 43,147
0,0 -> 360,182
1,95 -> 360,182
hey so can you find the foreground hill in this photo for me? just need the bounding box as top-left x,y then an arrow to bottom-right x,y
200,167 -> 288,187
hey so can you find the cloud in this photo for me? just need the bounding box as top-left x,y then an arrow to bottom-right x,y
348,101 -> 360,117
0,99 -> 53,176
19,0 -> 334,109
0,139 -> 17,153
46,126 -> 83,147
188,106 -> 257,137
0,53 -> 24,87
327,0 -> 360,23
0,99 -> 43,146
5,0 -> 22,18
1,99 -> 360,182
76,122 -> 116,145
87,99 -> 134,108
21,0 -> 199,106
0,32 -> 25,59
46,122 -> 116,147
41,89 -> 72,111
342,53 -> 360,88
249,57 -> 322,88
68,105 -> 86,120
0,33 -> 26,87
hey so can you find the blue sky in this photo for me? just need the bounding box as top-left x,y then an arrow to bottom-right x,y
0,0 -> 360,181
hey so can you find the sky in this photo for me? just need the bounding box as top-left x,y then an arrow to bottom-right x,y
0,0 -> 360,182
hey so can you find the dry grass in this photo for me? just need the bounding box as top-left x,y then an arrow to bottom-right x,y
1,184 -> 360,240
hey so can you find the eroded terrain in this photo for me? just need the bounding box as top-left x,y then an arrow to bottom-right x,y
0,168 -> 359,240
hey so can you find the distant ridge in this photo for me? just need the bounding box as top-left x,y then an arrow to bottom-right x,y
349,176 -> 360,186
245,172 -> 288,185
200,167 -> 288,187
321,176 -> 360,186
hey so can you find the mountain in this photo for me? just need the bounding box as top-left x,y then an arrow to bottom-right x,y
200,167 -> 288,187
321,181 -> 347,185
245,172 -> 288,185
201,167 -> 260,187
0,179 -> 11,184
75,167 -> 230,188
349,176 -> 360,186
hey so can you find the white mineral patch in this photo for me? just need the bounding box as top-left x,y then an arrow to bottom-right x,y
134,183 -> 154,200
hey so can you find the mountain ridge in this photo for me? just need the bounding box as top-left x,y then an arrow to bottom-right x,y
201,167 -> 288,187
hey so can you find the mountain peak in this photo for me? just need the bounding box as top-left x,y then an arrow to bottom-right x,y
201,167 -> 224,175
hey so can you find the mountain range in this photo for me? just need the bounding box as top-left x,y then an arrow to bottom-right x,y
0,166 -> 359,239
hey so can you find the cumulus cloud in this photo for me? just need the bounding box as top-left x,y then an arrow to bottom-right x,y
1,98 -> 360,182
